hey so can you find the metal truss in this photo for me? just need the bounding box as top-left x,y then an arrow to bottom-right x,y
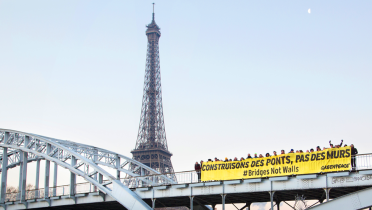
136,27 -> 167,151
0,128 -> 175,209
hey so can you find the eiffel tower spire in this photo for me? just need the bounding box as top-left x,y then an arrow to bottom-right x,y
131,6 -> 176,177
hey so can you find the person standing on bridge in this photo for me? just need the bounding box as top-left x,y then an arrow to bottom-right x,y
195,162 -> 201,182
330,139 -> 343,148
351,144 -> 358,171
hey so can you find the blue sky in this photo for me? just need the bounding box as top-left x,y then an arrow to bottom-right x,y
1,2 -> 371,203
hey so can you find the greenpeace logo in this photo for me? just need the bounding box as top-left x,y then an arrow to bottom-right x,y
321,164 -> 350,170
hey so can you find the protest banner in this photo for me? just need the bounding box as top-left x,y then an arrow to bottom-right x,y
201,147 -> 351,181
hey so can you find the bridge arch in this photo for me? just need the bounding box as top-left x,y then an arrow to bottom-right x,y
0,129 -> 174,209
308,187 -> 372,210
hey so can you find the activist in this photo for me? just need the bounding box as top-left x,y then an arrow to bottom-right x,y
259,154 -> 263,158
289,149 -> 294,153
339,139 -> 344,147
240,157 -> 245,161
316,146 -> 321,151
247,153 -> 252,159
281,150 -> 285,155
234,157 -> 238,161
329,139 -> 343,148
351,144 -> 358,170
310,148 -> 314,152
265,153 -> 270,157
254,154 -> 258,158
273,151 -> 277,156
195,162 -> 201,182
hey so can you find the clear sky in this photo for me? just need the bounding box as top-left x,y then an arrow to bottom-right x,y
1,1 -> 371,209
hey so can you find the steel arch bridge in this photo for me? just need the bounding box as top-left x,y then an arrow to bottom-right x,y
0,128 -> 176,210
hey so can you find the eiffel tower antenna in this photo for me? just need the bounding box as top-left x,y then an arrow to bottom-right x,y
131,5 -> 176,181
152,3 -> 155,20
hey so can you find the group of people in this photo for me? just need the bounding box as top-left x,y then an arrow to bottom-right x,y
194,140 -> 359,181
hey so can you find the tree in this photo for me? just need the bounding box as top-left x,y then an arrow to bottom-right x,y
6,186 -> 18,202
26,184 -> 36,200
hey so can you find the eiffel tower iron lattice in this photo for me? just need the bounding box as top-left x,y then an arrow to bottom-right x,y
131,7 -> 176,182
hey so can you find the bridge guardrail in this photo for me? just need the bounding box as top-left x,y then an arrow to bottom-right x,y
4,154 -> 372,201
4,182 -> 103,202
121,170 -> 199,188
354,153 -> 372,171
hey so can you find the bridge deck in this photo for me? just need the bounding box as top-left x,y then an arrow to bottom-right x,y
2,171 -> 372,210
2,130 -> 372,210
142,186 -> 370,208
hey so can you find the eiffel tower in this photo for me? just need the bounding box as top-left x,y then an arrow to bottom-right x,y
131,5 -> 176,181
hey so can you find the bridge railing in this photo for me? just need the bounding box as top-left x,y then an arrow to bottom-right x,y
3,182 -> 110,202
121,170 -> 199,188
4,154 -> 372,201
355,153 -> 372,171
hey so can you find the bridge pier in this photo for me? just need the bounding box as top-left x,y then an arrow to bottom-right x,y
151,198 -> 156,209
18,151 -> 24,200
221,194 -> 226,210
269,191 -> 275,210
44,143 -> 51,198
93,149 -> 98,192
35,158 -> 40,198
53,162 -> 58,196
323,188 -> 331,202
70,156 -> 77,195
18,135 -> 29,201
189,196 -> 194,210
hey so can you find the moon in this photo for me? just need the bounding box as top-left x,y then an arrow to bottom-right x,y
308,8 -> 311,14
